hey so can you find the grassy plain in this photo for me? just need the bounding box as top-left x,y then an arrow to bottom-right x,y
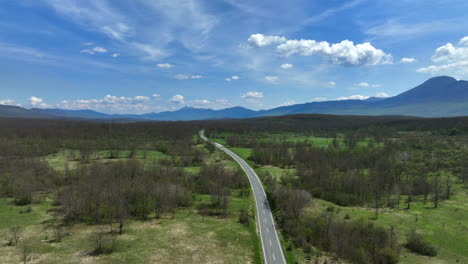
0,144 -> 261,264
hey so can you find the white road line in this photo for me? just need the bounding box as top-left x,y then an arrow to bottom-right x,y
267,227 -> 269,232
270,239 -> 272,246
273,254 -> 276,261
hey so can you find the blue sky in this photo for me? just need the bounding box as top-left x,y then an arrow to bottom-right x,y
1,0 -> 468,113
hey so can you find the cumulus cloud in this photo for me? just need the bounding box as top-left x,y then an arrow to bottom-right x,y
400,57 -> 416,63
328,81 -> 336,87
275,38 -> 392,66
29,96 -> 51,108
111,53 -> 120,58
248,33 -> 287,47
311,97 -> 327,102
431,43 -> 468,62
169,94 -> 185,104
280,63 -> 294,69
152,94 -> 161,99
264,76 -> 279,83
157,63 -> 174,68
56,94 -> 158,113
419,37 -> 468,77
336,95 -> 370,101
80,46 -> 108,54
174,74 -> 203,80
460,36 -> 468,46
241,91 -> 263,99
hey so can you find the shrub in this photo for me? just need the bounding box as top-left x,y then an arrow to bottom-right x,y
405,230 -> 437,256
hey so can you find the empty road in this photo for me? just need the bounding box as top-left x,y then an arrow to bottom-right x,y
200,130 -> 286,264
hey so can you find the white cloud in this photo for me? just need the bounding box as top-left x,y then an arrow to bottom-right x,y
56,95 -> 156,114
0,99 -> 19,106
174,74 -> 203,80
80,46 -> 107,54
328,81 -> 336,87
169,94 -> 185,104
152,94 -> 161,99
241,91 -> 263,99
264,76 -> 279,83
280,63 -> 294,69
460,36 -> 468,46
226,75 -> 240,81
400,57 -> 416,63
157,63 -> 174,68
417,60 -> 468,75
274,38 -> 392,66
175,74 -> 190,80
29,96 -> 51,108
111,53 -> 120,58
431,43 -> 468,62
419,37 -> 468,78
194,99 -> 210,104
354,82 -> 369,87
354,82 -> 382,88
311,97 -> 327,102
336,95 -> 370,101
92,46 -> 107,53
248,33 -> 287,47
375,92 -> 390,98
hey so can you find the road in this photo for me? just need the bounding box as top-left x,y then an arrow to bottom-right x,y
200,130 -> 286,264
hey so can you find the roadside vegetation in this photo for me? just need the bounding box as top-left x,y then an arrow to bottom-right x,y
206,115 -> 468,264
0,119 -> 260,263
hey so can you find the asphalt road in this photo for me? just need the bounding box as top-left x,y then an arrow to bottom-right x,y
200,130 -> 286,264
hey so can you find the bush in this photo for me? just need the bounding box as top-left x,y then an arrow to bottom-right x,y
238,209 -> 249,226
405,230 -> 437,256
375,247 -> 399,264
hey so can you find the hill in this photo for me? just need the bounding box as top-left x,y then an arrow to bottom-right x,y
1,76 -> 468,120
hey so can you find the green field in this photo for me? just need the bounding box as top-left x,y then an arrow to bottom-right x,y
0,192 -> 260,264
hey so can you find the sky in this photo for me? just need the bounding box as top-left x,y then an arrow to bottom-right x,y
1,0 -> 468,114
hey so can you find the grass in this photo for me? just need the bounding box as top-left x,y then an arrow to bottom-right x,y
304,183 -> 468,264
0,190 -> 260,264
45,149 -> 170,171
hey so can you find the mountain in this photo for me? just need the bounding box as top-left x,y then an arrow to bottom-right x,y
0,105 -> 53,119
2,76 -> 468,120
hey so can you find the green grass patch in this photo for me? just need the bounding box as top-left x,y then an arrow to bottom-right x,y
305,183 -> 468,264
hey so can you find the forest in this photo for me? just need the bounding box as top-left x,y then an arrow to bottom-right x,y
205,114 -> 468,264
0,114 -> 467,263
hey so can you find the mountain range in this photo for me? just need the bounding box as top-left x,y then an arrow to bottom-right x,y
2,76 -> 468,120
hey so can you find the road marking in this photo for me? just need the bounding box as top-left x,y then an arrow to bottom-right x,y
267,227 -> 269,233
270,239 -> 272,246
264,219 -> 266,223
273,254 -> 276,261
